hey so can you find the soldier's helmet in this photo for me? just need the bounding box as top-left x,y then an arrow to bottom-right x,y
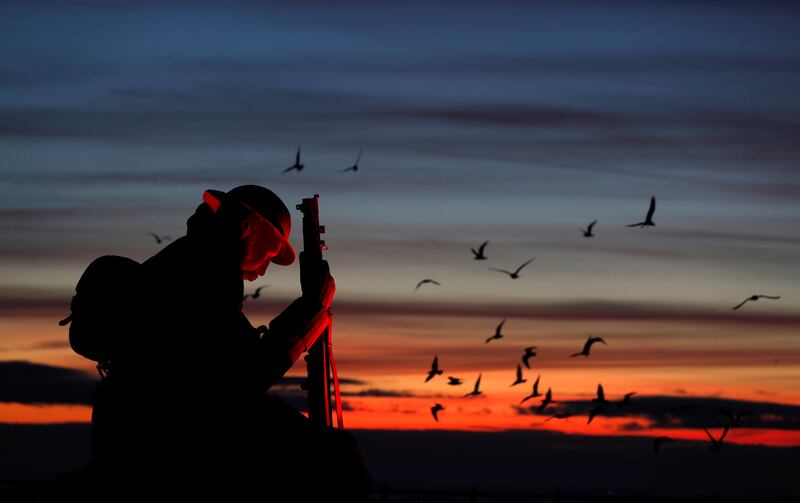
202,185 -> 295,266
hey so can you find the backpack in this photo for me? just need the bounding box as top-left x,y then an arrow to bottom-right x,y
61,255 -> 142,370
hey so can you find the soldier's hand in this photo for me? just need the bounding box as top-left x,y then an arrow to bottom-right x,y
300,254 -> 335,309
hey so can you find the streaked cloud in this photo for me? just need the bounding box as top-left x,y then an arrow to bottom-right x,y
0,361 -> 96,405
516,394 -> 800,431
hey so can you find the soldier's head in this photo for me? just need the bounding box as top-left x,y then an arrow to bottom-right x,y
202,185 -> 295,281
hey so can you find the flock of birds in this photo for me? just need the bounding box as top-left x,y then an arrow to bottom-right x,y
142,150 -> 785,455
412,195 -> 781,454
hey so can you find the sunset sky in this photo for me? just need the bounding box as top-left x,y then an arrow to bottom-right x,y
1,0 -> 799,477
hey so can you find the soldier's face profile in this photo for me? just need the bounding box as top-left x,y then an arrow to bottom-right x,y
240,215 -> 281,281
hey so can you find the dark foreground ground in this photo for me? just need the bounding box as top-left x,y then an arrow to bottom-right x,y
1,424 -> 797,501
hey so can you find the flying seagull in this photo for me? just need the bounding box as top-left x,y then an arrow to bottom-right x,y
490,258 -> 535,279
570,336 -> 607,357
522,346 -> 538,369
732,295 -> 781,310
485,319 -> 506,344
471,240 -> 489,260
592,384 -> 610,407
425,356 -> 443,383
510,364 -> 526,387
617,392 -> 636,407
538,388 -> 554,412
588,384 -> 609,423
582,220 -> 598,238
147,232 -> 171,245
520,374 -> 542,405
653,436 -> 673,454
431,403 -> 444,422
243,285 -> 268,301
627,196 -> 656,228
464,374 -> 482,397
705,426 -> 729,452
283,146 -> 304,173
587,405 -> 604,424
415,279 -> 441,291
341,149 -> 362,173
447,376 -> 463,386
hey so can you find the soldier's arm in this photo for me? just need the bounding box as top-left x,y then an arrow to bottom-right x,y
255,262 -> 335,390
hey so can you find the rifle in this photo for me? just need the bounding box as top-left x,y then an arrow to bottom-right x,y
296,194 -> 343,429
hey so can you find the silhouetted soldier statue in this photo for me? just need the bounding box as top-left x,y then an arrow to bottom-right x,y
57,185 -> 371,501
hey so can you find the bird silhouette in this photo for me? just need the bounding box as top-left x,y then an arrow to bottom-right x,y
544,413 -> 573,422
471,240 -> 489,260
283,146 -> 304,173
431,403 -> 444,422
415,279 -> 441,291
592,384 -> 610,407
520,374 -> 542,404
522,346 -> 538,369
447,376 -> 463,386
485,319 -> 506,344
538,388 -> 554,412
732,295 -> 781,310
242,285 -> 268,301
425,356 -> 443,383
570,336 -> 607,357
717,407 -> 752,428
617,392 -> 636,407
464,374 -> 482,397
582,220 -> 598,238
147,232 -> 171,245
341,149 -> 362,173
587,405 -> 604,424
510,364 -> 526,387
704,426 -> 729,452
653,436 -> 673,454
490,258 -> 534,279
627,196 -> 656,228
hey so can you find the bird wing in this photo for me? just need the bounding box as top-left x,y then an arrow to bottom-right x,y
355,149 -> 362,164
489,267 -> 512,276
295,146 -> 301,164
415,281 -> 424,291
431,280 -> 441,285
597,384 -> 605,401
588,220 -> 597,232
758,295 -> 781,300
533,375 -> 540,394
626,222 -> 644,228
496,318 -> 506,334
732,298 -> 750,310
646,196 -> 656,221
432,356 -> 439,372
514,258 -> 535,275
516,364 -> 523,381
703,428 -> 715,442
474,374 -> 482,392
282,165 -> 296,173
582,337 -> 593,354
478,240 -> 488,254
719,425 -> 730,442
